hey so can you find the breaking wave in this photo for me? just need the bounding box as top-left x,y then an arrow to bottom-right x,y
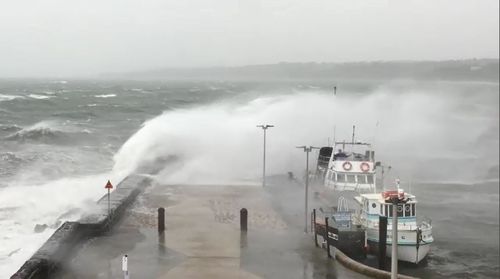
3,121 -> 91,144
5,124 -> 66,142
0,124 -> 22,133
113,89 -> 499,185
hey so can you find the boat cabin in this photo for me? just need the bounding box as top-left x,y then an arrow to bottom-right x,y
355,190 -> 418,230
322,141 -> 376,192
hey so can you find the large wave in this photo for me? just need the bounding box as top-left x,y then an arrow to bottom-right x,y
3,121 -> 91,144
113,88 -> 499,185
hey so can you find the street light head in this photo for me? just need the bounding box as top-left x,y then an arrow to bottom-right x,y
257,124 -> 274,130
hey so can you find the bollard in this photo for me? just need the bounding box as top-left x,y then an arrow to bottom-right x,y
379,215 -> 388,270
240,208 -> 248,231
310,211 -> 314,233
325,217 -> 331,258
122,254 -> 129,279
313,209 -> 318,247
158,207 -> 165,233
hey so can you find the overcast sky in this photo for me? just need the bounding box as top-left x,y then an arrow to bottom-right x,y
0,0 -> 498,77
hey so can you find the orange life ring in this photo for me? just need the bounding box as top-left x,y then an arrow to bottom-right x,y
342,162 -> 352,171
360,162 -> 370,172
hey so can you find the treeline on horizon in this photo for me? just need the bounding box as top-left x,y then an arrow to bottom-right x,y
109,59 -> 499,82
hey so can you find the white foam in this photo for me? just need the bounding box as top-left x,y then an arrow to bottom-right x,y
28,94 -> 53,100
0,172 -> 125,275
112,90 -> 498,185
94,94 -> 116,98
0,94 -> 24,102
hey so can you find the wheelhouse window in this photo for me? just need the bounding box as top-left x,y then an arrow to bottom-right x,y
404,204 -> 411,217
366,174 -> 374,184
337,173 -> 346,182
357,175 -> 367,183
397,205 -> 404,217
388,205 -> 393,217
347,174 -> 356,183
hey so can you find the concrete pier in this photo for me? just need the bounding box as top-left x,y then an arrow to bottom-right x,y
11,175 -> 151,279
55,183 -> 369,279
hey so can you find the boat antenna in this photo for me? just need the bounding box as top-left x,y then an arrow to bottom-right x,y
409,176 -> 412,194
372,121 -> 379,148
333,125 -> 336,146
351,125 -> 356,144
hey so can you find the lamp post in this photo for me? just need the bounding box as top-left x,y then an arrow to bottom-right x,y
296,145 -> 320,233
391,198 -> 398,279
390,179 -> 406,279
257,124 -> 274,187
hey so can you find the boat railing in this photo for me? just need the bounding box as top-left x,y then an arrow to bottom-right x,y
317,155 -> 330,166
419,217 -> 432,229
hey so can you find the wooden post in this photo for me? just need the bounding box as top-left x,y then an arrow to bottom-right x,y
240,208 -> 248,231
325,217 -> 331,258
313,209 -> 318,247
310,211 -> 314,233
158,207 -> 165,233
379,215 -> 388,270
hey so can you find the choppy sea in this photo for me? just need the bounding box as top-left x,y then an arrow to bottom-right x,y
0,79 -> 498,278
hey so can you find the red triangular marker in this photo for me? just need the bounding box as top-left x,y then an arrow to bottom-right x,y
105,180 -> 113,189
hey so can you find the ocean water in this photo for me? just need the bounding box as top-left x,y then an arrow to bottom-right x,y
0,79 -> 498,278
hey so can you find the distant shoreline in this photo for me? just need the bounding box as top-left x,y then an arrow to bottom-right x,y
102,59 -> 499,82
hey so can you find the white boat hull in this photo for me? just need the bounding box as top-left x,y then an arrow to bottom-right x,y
368,242 -> 431,264
387,243 -> 430,264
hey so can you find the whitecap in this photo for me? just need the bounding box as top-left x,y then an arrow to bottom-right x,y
0,94 -> 24,102
94,94 -> 116,98
28,94 -> 53,100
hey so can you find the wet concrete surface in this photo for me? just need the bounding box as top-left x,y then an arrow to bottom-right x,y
56,178 -> 369,279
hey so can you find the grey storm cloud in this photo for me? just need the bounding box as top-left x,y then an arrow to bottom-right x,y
0,0 -> 498,77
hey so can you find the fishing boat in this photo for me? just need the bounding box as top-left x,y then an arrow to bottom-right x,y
313,128 -> 433,263
313,197 -> 367,259
353,184 -> 434,264
317,140 -> 376,193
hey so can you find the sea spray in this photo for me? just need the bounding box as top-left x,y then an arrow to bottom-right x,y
113,90 -> 498,185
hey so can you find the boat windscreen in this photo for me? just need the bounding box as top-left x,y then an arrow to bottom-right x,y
367,174 -> 374,184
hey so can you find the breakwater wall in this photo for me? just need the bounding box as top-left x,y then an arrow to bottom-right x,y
334,249 -> 418,279
10,175 -> 151,279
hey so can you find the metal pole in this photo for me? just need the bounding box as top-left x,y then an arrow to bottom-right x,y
257,125 -> 273,187
107,189 -> 110,215
263,128 -> 266,188
304,148 -> 309,233
391,201 -> 398,279
296,145 -> 319,233
313,209 -> 318,247
325,217 -> 331,258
